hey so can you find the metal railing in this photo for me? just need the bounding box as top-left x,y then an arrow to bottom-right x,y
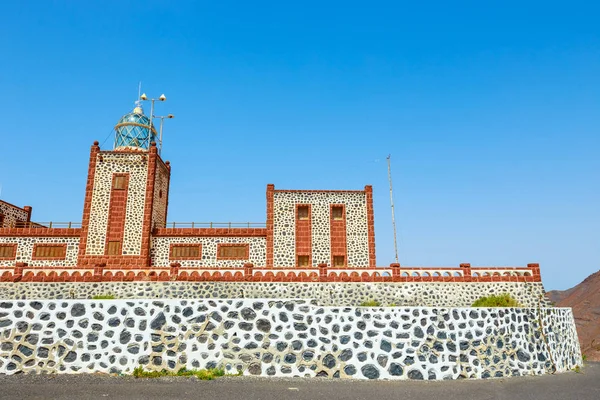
156,222 -> 266,229
0,222 -> 82,229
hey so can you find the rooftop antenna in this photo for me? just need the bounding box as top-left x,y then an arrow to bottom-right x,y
134,82 -> 144,112
387,155 -> 399,264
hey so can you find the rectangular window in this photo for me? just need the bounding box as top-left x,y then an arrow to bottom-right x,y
332,206 -> 344,220
34,245 -> 66,259
113,175 -> 127,190
106,241 -> 121,255
0,245 -> 15,258
297,205 -> 309,220
171,245 -> 201,258
0,214 -> 4,227
217,244 -> 249,259
297,255 -> 310,267
333,256 -> 345,267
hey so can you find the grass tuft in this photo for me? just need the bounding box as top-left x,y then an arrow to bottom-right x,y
471,293 -> 522,307
360,300 -> 381,307
92,294 -> 116,300
132,366 -> 231,380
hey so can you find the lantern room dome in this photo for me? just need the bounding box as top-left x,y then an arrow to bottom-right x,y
114,105 -> 157,151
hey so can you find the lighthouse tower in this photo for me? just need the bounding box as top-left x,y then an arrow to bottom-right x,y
77,102 -> 171,269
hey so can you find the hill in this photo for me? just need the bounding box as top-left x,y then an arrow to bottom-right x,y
547,270 -> 600,361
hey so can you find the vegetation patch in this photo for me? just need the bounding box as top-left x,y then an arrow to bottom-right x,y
92,294 -> 116,300
132,366 -> 232,380
471,293 -> 522,307
360,300 -> 381,307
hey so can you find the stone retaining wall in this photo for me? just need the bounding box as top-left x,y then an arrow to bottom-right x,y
0,281 -> 549,307
0,299 -> 581,379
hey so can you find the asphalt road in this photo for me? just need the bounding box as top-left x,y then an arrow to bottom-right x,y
1,363 -> 598,400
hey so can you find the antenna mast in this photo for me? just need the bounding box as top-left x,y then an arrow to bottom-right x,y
387,155 -> 399,263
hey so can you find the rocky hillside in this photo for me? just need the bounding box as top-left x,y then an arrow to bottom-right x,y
547,270 -> 600,361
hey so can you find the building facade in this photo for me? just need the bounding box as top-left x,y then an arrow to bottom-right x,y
0,103 -> 383,282
0,102 -> 541,284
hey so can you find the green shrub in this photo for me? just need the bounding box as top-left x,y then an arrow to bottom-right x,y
471,293 -> 522,307
132,366 -> 230,380
92,294 -> 115,300
360,300 -> 381,307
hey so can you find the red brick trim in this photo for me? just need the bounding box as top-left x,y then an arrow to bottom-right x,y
330,204 -> 347,267
153,228 -> 267,237
163,161 -> 171,224
78,141 -> 101,262
4,264 -> 544,283
140,143 -> 158,266
169,243 -> 202,260
217,243 -> 249,260
32,244 -> 67,260
105,173 -> 129,255
0,244 -> 17,260
0,228 -> 81,237
274,189 -> 365,193
365,185 -> 376,267
295,204 -> 312,267
266,184 -> 275,267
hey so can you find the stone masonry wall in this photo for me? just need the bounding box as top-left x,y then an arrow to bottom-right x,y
0,237 -> 80,267
150,161 -> 169,231
272,191 -> 370,267
0,281 -> 549,307
0,201 -> 29,228
0,299 -> 581,379
86,152 -> 149,256
151,237 -> 267,268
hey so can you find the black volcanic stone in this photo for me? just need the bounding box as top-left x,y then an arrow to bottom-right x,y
256,319 -> 271,332
380,340 -> 392,352
71,303 -> 86,317
339,349 -> 353,362
150,312 -> 166,330
238,322 -> 253,331
517,349 -> 531,362
284,354 -> 297,363
408,369 -> 424,380
302,350 -> 314,361
276,342 -> 288,352
64,351 -> 77,363
389,363 -> 403,376
323,354 -> 336,369
120,331 -> 131,344
344,365 -> 357,375
294,322 -> 308,331
413,327 -> 424,338
241,308 -> 257,321
361,364 -> 380,379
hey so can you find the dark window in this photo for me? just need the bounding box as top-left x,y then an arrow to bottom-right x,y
171,246 -> 200,258
297,205 -> 309,220
0,214 -> 4,227
218,245 -> 248,259
332,206 -> 344,220
0,245 -> 15,258
297,255 -> 310,267
113,175 -> 127,190
333,256 -> 345,267
34,246 -> 66,258
106,241 -> 121,255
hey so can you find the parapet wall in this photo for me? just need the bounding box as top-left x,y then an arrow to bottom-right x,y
0,281 -> 550,307
0,299 -> 581,379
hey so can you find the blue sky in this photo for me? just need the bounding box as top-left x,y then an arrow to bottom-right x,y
0,1 -> 598,290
